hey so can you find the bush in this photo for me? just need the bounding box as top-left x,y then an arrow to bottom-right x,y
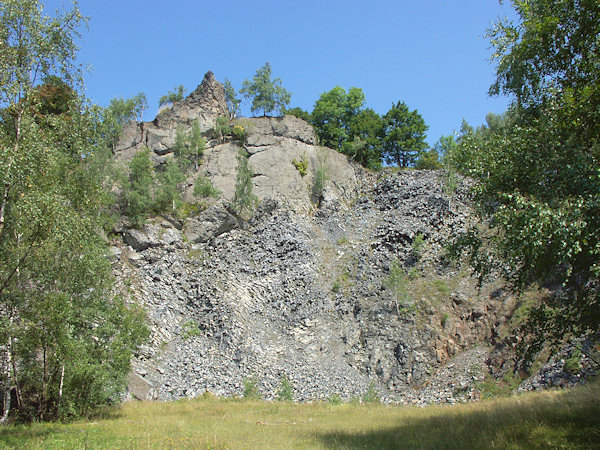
565,348 -> 583,374
243,376 -> 261,400
328,393 -> 343,405
125,148 -> 154,228
213,116 -> 231,142
231,124 -> 246,142
231,150 -> 258,219
181,319 -> 200,341
292,155 -> 308,177
276,374 -> 294,402
411,233 -> 425,257
362,382 -> 380,404
194,176 -> 220,198
311,152 -> 329,204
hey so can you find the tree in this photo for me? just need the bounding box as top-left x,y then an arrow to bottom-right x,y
311,86 -> 365,151
0,0 -> 147,421
282,106 -> 311,123
415,148 -> 442,170
124,148 -> 155,227
103,93 -> 147,151
346,108 -> 384,169
450,0 -> 600,349
231,150 -> 258,219
155,158 -> 185,214
158,85 -> 185,108
382,101 -> 428,168
223,78 -> 240,119
174,119 -> 205,171
240,62 -> 291,116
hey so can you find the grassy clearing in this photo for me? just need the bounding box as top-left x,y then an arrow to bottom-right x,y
1,382 -> 599,449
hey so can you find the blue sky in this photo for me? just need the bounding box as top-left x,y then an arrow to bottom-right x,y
43,0 -> 517,145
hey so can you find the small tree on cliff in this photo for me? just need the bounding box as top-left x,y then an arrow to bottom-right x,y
240,62 -> 291,117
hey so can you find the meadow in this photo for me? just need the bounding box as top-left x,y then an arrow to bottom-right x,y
1,381 -> 598,449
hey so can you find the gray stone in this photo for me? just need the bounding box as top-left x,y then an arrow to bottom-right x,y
184,202 -> 238,243
124,229 -> 155,251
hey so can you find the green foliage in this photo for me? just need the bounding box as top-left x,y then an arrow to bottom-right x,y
344,108 -> 384,169
231,150 -> 258,219
565,348 -> 583,374
384,260 -> 409,302
311,86 -> 365,152
327,393 -> 342,405
104,93 -> 147,150
212,116 -> 231,143
362,383 -> 380,404
124,148 -> 154,228
231,124 -> 246,142
441,313 -> 449,327
282,106 -> 311,122
382,101 -> 429,167
181,319 -> 200,341
276,374 -> 294,402
159,85 -> 185,108
242,376 -> 260,400
479,372 -> 522,400
411,233 -> 425,257
448,0 -> 600,343
32,76 -> 77,117
175,119 -> 205,171
0,0 -> 147,421
194,176 -> 220,199
292,154 -> 308,177
240,62 -> 291,117
311,151 -> 329,205
223,78 -> 240,119
154,158 -> 185,214
415,148 -> 442,170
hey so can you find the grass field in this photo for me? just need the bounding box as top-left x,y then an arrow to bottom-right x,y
1,381 -> 599,449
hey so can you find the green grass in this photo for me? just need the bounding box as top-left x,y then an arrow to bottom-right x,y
1,382 -> 599,449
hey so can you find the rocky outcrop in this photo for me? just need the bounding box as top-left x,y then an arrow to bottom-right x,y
114,169 -> 511,403
113,72 -> 516,404
115,71 -> 229,161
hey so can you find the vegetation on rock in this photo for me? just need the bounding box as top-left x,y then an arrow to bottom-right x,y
240,62 -> 291,117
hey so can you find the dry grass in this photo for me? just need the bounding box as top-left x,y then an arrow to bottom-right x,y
1,381 -> 599,449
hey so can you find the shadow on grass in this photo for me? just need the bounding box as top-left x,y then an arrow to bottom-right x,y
315,384 -> 600,449
0,405 -> 123,448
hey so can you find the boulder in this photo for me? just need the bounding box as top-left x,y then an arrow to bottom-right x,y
184,202 -> 238,243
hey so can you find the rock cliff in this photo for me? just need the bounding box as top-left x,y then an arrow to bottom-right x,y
113,72 -> 515,404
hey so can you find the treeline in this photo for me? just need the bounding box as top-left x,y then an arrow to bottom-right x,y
221,62 -> 436,171
0,0 -> 151,422
445,0 -> 600,358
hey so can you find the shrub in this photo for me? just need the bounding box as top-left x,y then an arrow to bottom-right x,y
311,151 -> 329,204
362,382 -> 380,404
328,393 -> 342,405
243,376 -> 261,400
181,319 -> 200,340
292,155 -> 308,177
441,313 -> 449,327
412,233 -> 425,256
232,124 -> 246,142
565,348 -> 583,374
231,149 -> 258,219
276,374 -> 294,402
125,147 -> 154,228
213,116 -> 231,142
194,176 -> 220,198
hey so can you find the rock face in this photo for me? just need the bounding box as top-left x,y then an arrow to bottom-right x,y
113,72 -> 514,403
115,71 -> 229,162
